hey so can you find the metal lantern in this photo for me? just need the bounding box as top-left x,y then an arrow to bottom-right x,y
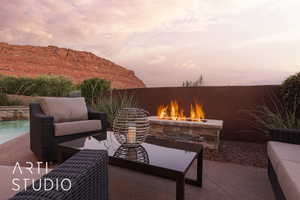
113,108 -> 150,147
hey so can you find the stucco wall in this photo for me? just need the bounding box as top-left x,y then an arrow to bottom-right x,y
113,85 -> 280,142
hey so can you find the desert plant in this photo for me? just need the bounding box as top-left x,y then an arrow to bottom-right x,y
244,96 -> 300,135
80,78 -> 111,105
92,92 -> 139,127
182,74 -> 204,87
281,71 -> 300,112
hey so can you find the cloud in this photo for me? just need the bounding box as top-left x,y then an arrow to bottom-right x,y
0,0 -> 269,45
231,31 -> 300,49
0,1 -> 185,43
0,0 -> 299,87
154,0 -> 271,32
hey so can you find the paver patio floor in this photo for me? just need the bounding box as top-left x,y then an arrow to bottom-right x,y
0,133 -> 275,200
109,160 -> 274,200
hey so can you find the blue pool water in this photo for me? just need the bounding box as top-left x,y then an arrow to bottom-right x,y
0,120 -> 29,144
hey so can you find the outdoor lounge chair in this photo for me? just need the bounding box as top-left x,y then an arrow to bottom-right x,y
268,128 -> 300,200
6,149 -> 108,200
30,97 -> 107,161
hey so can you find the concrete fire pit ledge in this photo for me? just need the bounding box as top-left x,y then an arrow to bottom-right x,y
148,116 -> 223,151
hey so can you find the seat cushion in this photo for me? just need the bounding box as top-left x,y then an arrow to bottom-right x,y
268,141 -> 300,170
276,160 -> 300,200
0,165 -> 49,200
268,141 -> 300,200
40,97 -> 88,123
54,120 -> 102,136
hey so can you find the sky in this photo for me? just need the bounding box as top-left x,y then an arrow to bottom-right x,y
0,0 -> 300,87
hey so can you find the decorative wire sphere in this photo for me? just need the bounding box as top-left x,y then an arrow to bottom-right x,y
113,145 -> 149,164
113,108 -> 150,147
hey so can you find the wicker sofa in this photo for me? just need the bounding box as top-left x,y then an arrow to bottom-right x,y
30,97 -> 107,162
268,128 -> 300,200
8,149 -> 108,200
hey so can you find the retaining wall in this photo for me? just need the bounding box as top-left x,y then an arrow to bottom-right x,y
0,106 -> 29,121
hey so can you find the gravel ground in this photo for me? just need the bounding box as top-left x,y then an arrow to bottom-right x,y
204,140 -> 268,168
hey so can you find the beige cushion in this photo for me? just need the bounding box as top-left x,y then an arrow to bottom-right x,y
268,141 -> 300,170
54,120 -> 101,136
40,97 -> 88,123
276,160 -> 300,200
268,141 -> 300,200
0,165 -> 49,200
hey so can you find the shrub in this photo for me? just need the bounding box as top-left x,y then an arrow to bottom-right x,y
243,96 -> 300,135
80,78 -> 111,105
0,92 -> 10,106
0,91 -> 23,106
281,72 -> 300,111
0,75 -> 74,97
0,76 -> 37,95
31,75 -> 74,97
92,92 -> 139,127
248,106 -> 300,135
0,76 -> 23,94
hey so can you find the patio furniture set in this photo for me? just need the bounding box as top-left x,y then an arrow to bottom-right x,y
8,97 -> 204,200
7,96 -> 300,200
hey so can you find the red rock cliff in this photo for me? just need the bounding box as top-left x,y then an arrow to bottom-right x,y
0,42 -> 145,88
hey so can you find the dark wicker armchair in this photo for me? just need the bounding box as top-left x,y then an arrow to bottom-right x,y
9,149 -> 108,200
30,102 -> 107,162
268,128 -> 300,200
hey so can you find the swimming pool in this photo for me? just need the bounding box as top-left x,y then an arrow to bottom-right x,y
0,120 -> 29,144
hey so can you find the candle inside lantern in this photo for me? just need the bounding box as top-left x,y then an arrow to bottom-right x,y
127,126 -> 136,144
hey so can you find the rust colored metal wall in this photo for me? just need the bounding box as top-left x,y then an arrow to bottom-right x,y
113,85 -> 280,143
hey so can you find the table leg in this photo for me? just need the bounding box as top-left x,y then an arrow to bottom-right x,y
185,150 -> 203,187
176,175 -> 185,200
196,149 -> 203,187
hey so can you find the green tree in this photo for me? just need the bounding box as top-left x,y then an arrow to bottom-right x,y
80,78 -> 111,105
32,75 -> 74,97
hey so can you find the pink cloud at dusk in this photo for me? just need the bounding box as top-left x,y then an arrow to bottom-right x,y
0,0 -> 299,87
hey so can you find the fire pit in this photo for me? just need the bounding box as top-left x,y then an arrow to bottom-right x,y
149,100 -> 223,151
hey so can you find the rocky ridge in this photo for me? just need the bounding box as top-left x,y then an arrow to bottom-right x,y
0,42 -> 145,88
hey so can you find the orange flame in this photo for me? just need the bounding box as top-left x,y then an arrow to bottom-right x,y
157,100 -> 205,121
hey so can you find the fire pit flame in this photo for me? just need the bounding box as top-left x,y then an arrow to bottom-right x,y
157,100 -> 206,122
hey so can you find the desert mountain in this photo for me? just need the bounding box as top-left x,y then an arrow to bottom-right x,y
0,42 -> 145,88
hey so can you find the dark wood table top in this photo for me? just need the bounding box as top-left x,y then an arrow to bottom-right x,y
58,131 -> 203,174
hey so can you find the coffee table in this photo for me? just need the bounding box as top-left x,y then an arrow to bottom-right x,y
58,132 -> 203,200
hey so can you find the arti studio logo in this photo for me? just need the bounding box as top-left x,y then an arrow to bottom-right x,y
12,162 -> 72,192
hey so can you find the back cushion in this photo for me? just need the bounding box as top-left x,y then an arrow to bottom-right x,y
40,97 -> 88,123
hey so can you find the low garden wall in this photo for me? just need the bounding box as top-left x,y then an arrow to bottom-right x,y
0,106 -> 29,121
113,85 -> 281,143
7,95 -> 41,106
